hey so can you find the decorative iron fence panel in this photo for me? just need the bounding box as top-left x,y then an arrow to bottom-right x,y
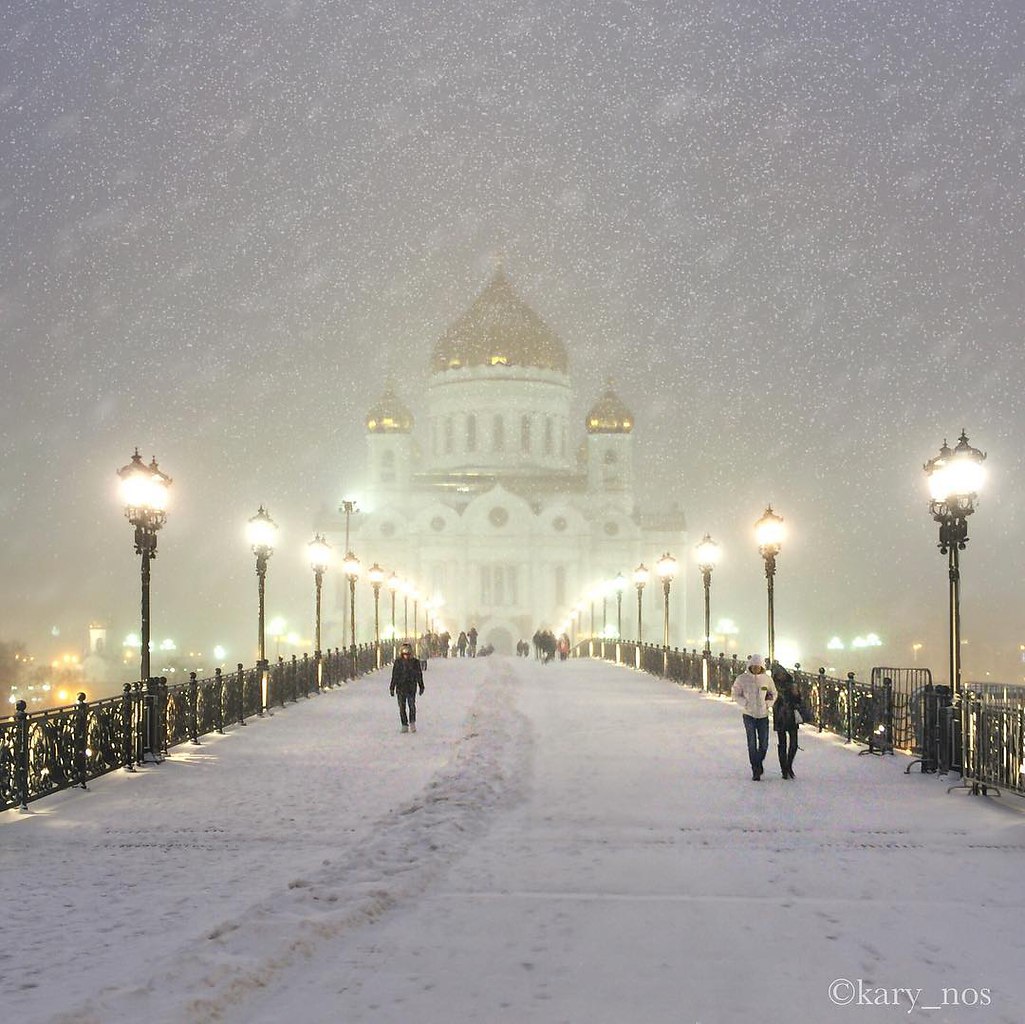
1,643 -> 391,812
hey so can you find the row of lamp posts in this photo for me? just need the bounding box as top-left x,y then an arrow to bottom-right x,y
119,431 -> 985,782
586,507 -> 781,668
117,459 -> 433,729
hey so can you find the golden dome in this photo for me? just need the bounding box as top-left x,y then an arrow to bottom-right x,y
586,384 -> 634,434
431,267 -> 568,374
366,385 -> 413,433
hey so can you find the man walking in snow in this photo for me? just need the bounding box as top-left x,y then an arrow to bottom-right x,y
731,654 -> 776,780
390,643 -> 424,733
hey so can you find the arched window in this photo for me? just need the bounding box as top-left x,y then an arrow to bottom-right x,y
493,415 -> 504,451
381,449 -> 395,482
444,417 -> 454,454
544,417 -> 554,455
521,415 -> 531,453
467,414 -> 477,452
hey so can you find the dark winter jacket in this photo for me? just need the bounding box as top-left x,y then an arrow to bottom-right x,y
771,671 -> 804,732
390,655 -> 424,696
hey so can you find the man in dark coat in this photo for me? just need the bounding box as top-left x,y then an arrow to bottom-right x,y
390,643 -> 425,733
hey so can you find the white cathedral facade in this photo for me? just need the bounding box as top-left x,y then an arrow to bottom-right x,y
326,267 -> 687,656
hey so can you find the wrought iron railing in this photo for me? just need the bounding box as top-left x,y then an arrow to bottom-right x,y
1,643 -> 394,813
575,642 -> 1025,799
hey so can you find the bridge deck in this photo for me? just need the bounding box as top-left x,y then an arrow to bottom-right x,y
3,656 -> 1023,1023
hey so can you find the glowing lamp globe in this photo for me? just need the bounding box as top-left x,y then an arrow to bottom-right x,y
754,506 -> 785,551
246,506 -> 278,552
308,534 -> 331,573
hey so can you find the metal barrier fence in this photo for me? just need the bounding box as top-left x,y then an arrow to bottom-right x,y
0,642 -> 395,813
576,641 -> 1025,799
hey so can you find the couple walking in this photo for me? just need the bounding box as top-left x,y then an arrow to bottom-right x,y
731,654 -> 807,780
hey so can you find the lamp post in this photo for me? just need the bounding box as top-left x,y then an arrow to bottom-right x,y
754,506 -> 785,666
655,553 -> 678,648
246,506 -> 278,665
247,506 -> 278,716
695,534 -> 720,658
117,450 -> 172,686
695,534 -> 720,693
368,563 -> 385,666
613,573 -> 627,638
117,450 -> 171,762
401,579 -> 411,639
923,430 -> 986,790
387,571 -> 400,642
308,534 -> 331,679
342,550 -> 361,658
339,499 -> 358,653
633,564 -> 649,645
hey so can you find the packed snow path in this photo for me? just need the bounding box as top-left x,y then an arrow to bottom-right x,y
3,657 -> 1024,1024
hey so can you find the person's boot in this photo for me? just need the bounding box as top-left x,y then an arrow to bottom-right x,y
410,721 -> 416,733
401,724 -> 409,733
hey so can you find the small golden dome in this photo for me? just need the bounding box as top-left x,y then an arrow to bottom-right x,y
586,384 -> 634,434
366,385 -> 413,433
431,266 -> 568,374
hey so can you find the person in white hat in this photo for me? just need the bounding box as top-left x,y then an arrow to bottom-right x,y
731,654 -> 777,780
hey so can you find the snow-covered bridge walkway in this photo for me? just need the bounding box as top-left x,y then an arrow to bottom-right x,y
3,656 -> 1023,1024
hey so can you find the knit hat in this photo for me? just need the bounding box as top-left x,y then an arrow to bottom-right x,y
747,654 -> 765,670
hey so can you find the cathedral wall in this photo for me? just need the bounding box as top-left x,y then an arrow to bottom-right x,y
425,366 -> 573,476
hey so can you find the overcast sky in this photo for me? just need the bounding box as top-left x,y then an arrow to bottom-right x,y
2,0 -> 1023,680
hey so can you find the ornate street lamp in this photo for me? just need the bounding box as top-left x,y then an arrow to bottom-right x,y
368,563 -> 385,666
695,534 -> 720,693
410,586 -> 421,643
247,506 -> 278,716
342,550 -> 361,655
117,450 -> 171,762
613,573 -> 627,638
387,571 -> 401,640
754,506 -> 785,665
655,553 -> 678,648
633,563 -> 649,644
401,579 -> 411,639
924,430 -> 986,790
246,506 -> 278,666
308,534 -> 331,668
117,450 -> 172,686
695,534 -> 721,659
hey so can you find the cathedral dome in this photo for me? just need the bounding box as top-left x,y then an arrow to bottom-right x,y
586,384 -> 634,434
366,385 -> 413,433
431,266 -> 568,374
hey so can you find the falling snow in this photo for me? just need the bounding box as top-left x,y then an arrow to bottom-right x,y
0,1 -> 1023,679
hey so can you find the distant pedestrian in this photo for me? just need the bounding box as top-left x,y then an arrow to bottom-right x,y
772,663 -> 805,779
389,642 -> 424,734
731,654 -> 776,780
456,630 -> 468,657
467,626 -> 478,658
557,634 -> 569,661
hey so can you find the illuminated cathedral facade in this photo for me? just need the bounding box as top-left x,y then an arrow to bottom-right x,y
328,267 -> 687,655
